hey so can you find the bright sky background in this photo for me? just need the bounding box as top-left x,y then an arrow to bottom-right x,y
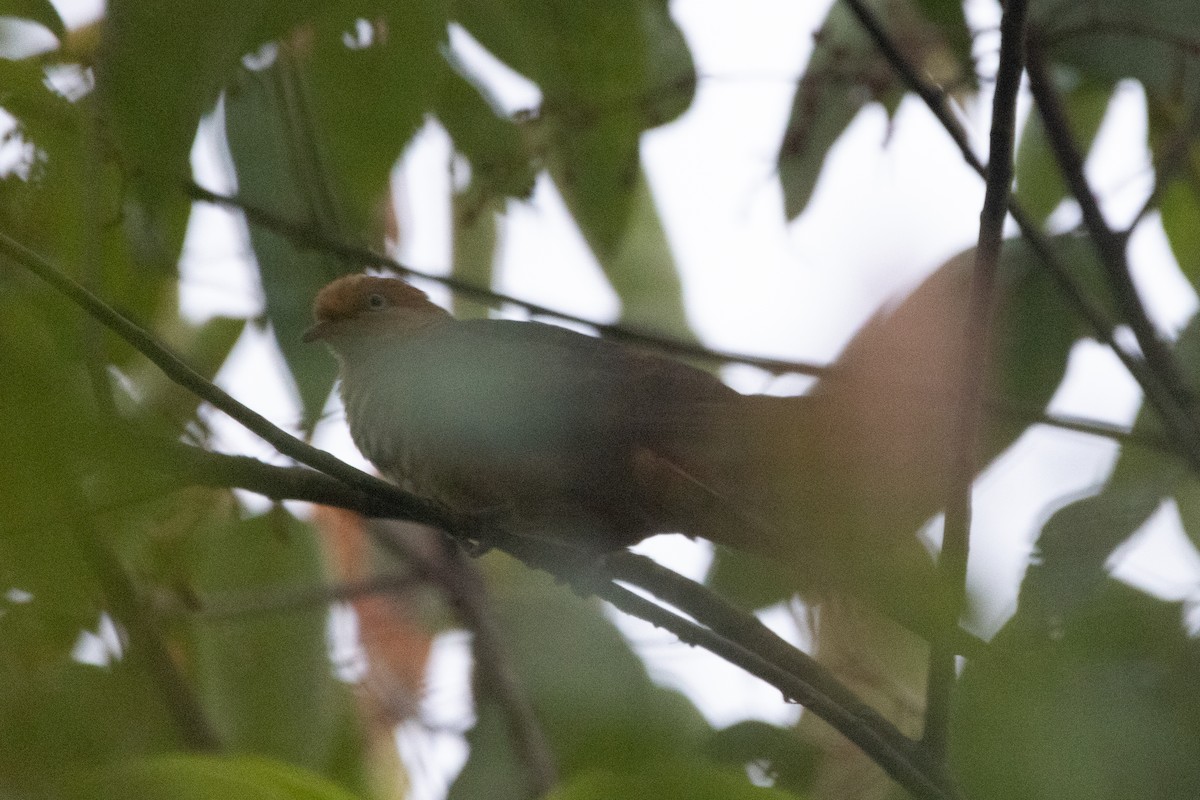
39,0 -> 1200,796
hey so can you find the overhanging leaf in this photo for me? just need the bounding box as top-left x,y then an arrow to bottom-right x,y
0,0 -> 65,41
186,508 -> 360,782
954,581 -> 1200,800
1015,80 -> 1114,226
74,753 -> 367,800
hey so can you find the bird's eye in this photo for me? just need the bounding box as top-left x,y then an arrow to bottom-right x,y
366,293 -> 388,310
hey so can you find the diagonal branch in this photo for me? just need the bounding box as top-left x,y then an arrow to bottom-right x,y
186,182 -> 826,378
1025,33 -> 1195,416
840,0 -> 1200,472
3,234 -> 959,800
188,182 -> 1169,453
370,523 -> 560,796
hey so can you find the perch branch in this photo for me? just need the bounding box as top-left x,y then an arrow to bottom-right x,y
2,234 -> 958,800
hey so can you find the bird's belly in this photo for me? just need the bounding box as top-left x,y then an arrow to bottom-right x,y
342,374 -> 658,553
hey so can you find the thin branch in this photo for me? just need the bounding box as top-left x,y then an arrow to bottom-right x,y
2,237 -> 956,800
925,0 -> 1028,763
841,0 -> 1200,474
187,181 -> 1177,454
51,462 -> 220,750
1025,33 -> 1195,418
0,229 -> 457,530
186,182 -> 826,378
589,580 -> 955,800
371,524 -> 559,796
178,447 -> 958,800
194,573 -> 421,620
840,0 -> 983,173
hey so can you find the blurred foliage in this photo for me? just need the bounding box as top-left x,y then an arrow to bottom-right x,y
954,582 -> 1200,800
1,1 -> 1200,799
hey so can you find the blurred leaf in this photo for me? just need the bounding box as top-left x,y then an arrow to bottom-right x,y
706,720 -> 820,797
450,555 -> 710,799
304,2 -> 447,235
549,761 -> 802,800
705,546 -> 799,612
544,106 -> 641,261
186,507 -> 362,784
953,581 -> 1200,800
122,315 -> 246,423
1015,81 -> 1113,225
0,280 -> 104,646
0,0 -> 65,40
224,62 -> 342,431
911,0 -> 973,77
456,0 -> 694,260
1019,312 -> 1200,625
98,1 -> 299,220
0,280 -> 185,798
598,169 -> 692,338
1159,178 -> 1200,290
433,57 -> 535,202
0,658 -> 183,798
450,188 -> 502,318
778,0 -> 964,219
1031,0 -> 1200,102
75,753 -> 367,800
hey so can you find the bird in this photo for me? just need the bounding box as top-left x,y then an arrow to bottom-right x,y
304,272 -> 947,631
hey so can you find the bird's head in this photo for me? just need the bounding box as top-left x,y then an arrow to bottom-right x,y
303,274 -> 452,348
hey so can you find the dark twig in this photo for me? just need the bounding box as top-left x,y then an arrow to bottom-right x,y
179,447 -> 958,799
0,229 -> 456,529
186,182 -> 826,378
3,236 -> 956,800
587,579 -> 957,800
1025,34 -> 1196,422
187,182 -> 1173,453
195,573 -> 421,620
371,524 -> 560,796
75,511 -> 221,750
840,0 -> 983,172
925,0 -> 1028,763
841,0 -> 1200,474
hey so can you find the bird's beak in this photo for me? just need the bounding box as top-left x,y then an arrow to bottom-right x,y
302,322 -> 329,343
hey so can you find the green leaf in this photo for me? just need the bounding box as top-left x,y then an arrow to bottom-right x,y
910,0 -> 974,84
224,63 -> 342,431
548,761 -> 802,800
0,0 -> 65,40
1019,311 -> 1200,624
1015,81 -> 1113,226
433,58 -> 535,202
122,315 -> 246,423
450,555 -> 710,799
778,0 -> 969,219
954,582 -> 1200,800
99,1 -> 275,214
455,0 -> 694,259
186,508 -> 360,781
75,753 -> 367,800
598,168 -> 692,338
706,721 -> 820,798
1159,178 -> 1200,290
0,659 -> 183,797
304,2 -> 448,234
1031,0 -> 1200,101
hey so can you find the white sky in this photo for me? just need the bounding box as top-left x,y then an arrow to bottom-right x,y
96,0 -> 1200,794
